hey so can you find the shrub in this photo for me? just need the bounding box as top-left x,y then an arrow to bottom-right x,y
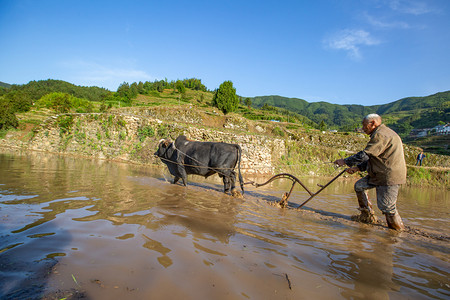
57,115 -> 74,135
71,97 -> 93,113
157,124 -> 169,138
37,92 -> 72,113
36,92 -> 93,113
119,131 -> 127,140
272,126 -> 285,137
138,125 -> 155,142
0,99 -> 19,130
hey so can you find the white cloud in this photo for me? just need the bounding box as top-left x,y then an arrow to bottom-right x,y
60,60 -> 154,90
387,0 -> 435,15
325,29 -> 381,60
364,12 -> 411,29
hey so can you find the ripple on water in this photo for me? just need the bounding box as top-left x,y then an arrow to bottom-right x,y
0,151 -> 449,299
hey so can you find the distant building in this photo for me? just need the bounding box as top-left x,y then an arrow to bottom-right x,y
409,128 -> 430,138
435,123 -> 450,135
410,123 -> 450,137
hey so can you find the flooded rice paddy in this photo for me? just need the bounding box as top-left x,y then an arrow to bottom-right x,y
0,151 -> 449,299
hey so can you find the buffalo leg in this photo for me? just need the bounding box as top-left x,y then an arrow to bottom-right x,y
229,171 -> 237,192
173,176 -> 180,184
222,176 -> 230,193
179,168 -> 188,186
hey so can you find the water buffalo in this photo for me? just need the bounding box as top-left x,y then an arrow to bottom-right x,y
155,135 -> 244,195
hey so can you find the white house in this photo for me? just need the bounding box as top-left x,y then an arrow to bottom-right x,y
438,123 -> 450,135
432,123 -> 450,135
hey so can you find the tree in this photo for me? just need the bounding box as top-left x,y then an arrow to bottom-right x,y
212,81 -> 239,114
156,82 -> 164,93
4,90 -> 33,112
245,98 -> 252,109
182,78 -> 207,91
129,82 -> 139,99
397,122 -> 413,138
117,82 -> 130,99
0,86 -> 8,96
175,80 -> 186,94
137,81 -> 145,94
319,120 -> 327,131
0,99 -> 19,130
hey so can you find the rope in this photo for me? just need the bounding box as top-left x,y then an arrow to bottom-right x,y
155,154 -> 233,174
154,152 -> 336,171
154,143 -> 238,178
155,155 -> 337,171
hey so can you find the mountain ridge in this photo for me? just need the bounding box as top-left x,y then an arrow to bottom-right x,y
250,91 -> 450,133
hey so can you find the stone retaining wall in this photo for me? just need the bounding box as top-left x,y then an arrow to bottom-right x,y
16,113 -> 286,175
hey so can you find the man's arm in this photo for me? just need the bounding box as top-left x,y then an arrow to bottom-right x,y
334,150 -> 369,171
344,150 -> 369,167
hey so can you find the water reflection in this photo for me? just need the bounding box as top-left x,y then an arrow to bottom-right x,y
333,233 -> 400,300
142,234 -> 173,268
0,150 -> 449,299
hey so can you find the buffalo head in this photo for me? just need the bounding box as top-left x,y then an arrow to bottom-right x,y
154,139 -> 174,158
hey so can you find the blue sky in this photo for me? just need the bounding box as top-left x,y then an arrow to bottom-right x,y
1,0 -> 449,105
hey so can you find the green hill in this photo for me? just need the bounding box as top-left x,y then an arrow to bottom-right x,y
0,81 -> 11,88
250,91 -> 450,134
373,91 -> 450,114
1,79 -> 110,102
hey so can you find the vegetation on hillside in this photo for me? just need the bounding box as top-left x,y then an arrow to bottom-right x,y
251,95 -> 372,130
0,78 -> 448,155
0,78 -> 448,187
404,135 -> 450,156
35,92 -> 94,113
251,92 -> 450,135
103,78 -> 208,108
0,79 -> 110,102
0,81 -> 12,89
0,100 -> 19,130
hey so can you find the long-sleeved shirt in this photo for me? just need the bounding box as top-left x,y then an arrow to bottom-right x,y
344,150 -> 369,171
344,124 -> 407,186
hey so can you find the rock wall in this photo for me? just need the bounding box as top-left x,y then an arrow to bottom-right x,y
22,113 -> 285,175
185,127 -> 285,174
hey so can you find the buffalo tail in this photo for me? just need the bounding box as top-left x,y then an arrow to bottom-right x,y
237,144 -> 244,194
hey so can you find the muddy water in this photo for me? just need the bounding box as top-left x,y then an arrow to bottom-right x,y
0,151 -> 449,299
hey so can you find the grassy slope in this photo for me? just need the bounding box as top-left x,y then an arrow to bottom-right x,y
2,88 -> 449,187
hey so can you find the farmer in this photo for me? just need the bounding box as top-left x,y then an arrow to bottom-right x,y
415,151 -> 426,166
334,113 -> 406,231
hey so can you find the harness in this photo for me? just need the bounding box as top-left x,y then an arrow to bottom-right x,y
156,141 -> 236,178
160,142 -> 175,158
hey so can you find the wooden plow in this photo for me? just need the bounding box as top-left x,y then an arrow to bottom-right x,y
245,168 -> 348,208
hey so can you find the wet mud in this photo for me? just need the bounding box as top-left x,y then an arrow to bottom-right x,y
1,151 -> 449,299
265,196 -> 450,242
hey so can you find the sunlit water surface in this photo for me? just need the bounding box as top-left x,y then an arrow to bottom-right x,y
0,151 -> 449,299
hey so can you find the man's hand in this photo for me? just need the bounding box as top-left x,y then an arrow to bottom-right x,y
346,166 -> 359,174
334,159 -> 346,167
